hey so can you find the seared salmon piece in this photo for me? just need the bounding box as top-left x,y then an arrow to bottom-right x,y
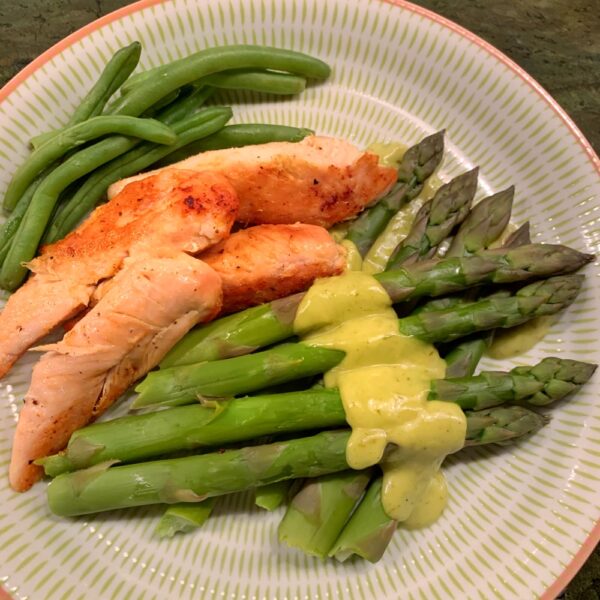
0,169 -> 237,378
108,136 -> 396,227
9,254 -> 222,492
202,224 -> 347,314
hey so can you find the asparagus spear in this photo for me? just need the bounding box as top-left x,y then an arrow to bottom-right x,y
378,242 -> 591,303
47,406 -> 548,517
278,469 -> 373,558
443,337 -> 488,378
155,498 -> 216,538
385,168 -> 479,269
503,221 -> 531,248
346,131 -> 445,257
133,343 -> 345,408
161,294 -> 304,368
40,357 -> 594,475
430,357 -> 597,408
438,187 -> 515,376
160,244 -> 592,368
136,275 -> 584,409
40,389 -> 344,476
445,186 -> 514,257
296,187 -> 511,553
48,430 -> 351,517
397,274 -> 584,343
330,406 -> 548,563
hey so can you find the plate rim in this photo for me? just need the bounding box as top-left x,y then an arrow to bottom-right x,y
0,0 -> 598,597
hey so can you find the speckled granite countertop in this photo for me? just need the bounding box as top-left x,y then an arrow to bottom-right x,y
0,2 -> 598,599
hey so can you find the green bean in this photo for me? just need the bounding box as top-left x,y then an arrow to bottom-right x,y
0,177 -> 45,265
29,130 -> 57,150
44,107 -> 233,243
69,42 -> 141,123
3,116 -> 176,213
103,88 -> 183,119
125,69 -> 306,97
1,135 -> 146,290
154,123 -> 313,168
107,45 -> 330,117
119,67 -> 160,94
156,86 -> 214,125
138,89 -> 181,115
204,69 -> 306,94
29,42 -> 141,150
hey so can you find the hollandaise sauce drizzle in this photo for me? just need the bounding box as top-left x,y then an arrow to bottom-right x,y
293,271 -> 466,526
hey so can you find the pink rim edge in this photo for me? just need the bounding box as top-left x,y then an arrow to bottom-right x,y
0,1 -> 598,599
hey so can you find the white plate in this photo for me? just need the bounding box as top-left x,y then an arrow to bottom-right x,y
0,1 -> 599,598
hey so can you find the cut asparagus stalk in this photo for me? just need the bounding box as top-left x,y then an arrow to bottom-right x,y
278,469 -> 373,558
155,498 -> 216,538
328,476 -> 393,563
255,481 -> 293,511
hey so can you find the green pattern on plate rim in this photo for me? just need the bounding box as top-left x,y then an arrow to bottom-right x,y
0,0 -> 598,598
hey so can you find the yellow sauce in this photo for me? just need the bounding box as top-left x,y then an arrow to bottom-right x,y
487,316 -> 555,359
362,199 -> 425,274
341,239 -> 363,272
294,271 -> 466,524
401,472 -> 448,529
362,174 -> 444,274
367,141 -> 408,169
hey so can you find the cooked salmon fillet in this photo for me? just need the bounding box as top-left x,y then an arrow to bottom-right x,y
108,136 -> 396,227
202,224 -> 347,314
9,254 -> 222,492
0,169 -> 237,378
